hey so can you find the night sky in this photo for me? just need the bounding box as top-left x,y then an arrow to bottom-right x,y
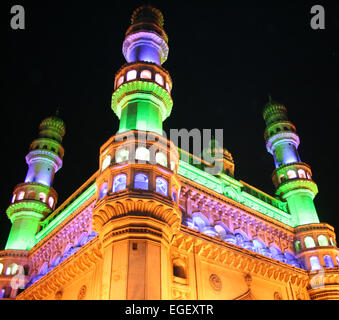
1,0 -> 339,249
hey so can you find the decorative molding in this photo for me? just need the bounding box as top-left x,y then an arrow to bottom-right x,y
16,238 -> 102,300
78,285 -> 87,300
28,203 -> 95,278
209,274 -> 222,291
179,185 -> 295,255
0,250 -> 28,259
172,227 -> 309,288
178,161 -> 292,226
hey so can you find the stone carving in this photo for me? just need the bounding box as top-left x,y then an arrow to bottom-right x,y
209,274 -> 222,291
180,184 -> 296,260
78,285 -> 87,300
28,203 -> 95,280
274,291 -> 282,300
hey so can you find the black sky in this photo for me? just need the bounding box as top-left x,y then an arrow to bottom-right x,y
1,0 -> 339,249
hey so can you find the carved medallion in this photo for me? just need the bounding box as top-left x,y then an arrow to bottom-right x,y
274,291 -> 282,300
209,274 -> 222,291
78,285 -> 87,300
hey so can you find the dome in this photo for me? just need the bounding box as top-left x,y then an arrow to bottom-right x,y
39,114 -> 66,138
263,99 -> 288,126
131,5 -> 164,28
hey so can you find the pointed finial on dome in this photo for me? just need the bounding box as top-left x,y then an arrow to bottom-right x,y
268,94 -> 272,104
55,107 -> 60,117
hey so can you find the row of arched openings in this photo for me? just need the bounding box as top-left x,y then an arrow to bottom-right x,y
279,169 -> 311,183
102,148 -> 175,172
0,263 -> 29,276
116,69 -> 171,93
11,191 -> 54,208
186,213 -> 303,268
309,255 -> 339,270
295,235 -> 336,251
268,125 -> 294,136
99,174 -> 174,200
26,231 -> 97,287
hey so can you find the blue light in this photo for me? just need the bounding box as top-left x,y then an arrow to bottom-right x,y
324,255 -> 334,268
99,182 -> 108,199
310,256 -> 321,270
113,174 -> 127,192
155,177 -> 168,196
129,45 -> 161,65
134,173 -> 149,190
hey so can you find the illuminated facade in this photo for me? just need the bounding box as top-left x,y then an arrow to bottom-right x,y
1,6 -> 339,300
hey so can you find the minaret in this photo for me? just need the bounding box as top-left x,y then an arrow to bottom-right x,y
263,99 -> 319,226
111,5 -> 173,135
264,101 -> 339,299
5,113 -> 65,250
93,6 -> 181,300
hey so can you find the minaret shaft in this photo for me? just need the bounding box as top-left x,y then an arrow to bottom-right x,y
118,97 -> 163,134
272,140 -> 300,168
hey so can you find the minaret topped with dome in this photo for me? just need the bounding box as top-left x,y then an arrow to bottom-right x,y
5,113 -> 66,250
263,98 -> 319,226
112,5 -> 173,135
24,113 -> 65,187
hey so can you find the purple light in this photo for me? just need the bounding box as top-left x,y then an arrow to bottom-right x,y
123,31 -> 168,66
128,44 -> 161,65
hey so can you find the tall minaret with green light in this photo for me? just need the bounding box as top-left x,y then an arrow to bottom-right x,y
263,99 -> 319,226
92,6 -> 181,299
5,114 -> 65,250
111,5 -> 173,135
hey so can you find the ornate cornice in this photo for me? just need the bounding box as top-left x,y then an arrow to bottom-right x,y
178,164 -> 292,227
173,226 -> 309,287
6,201 -> 49,221
295,223 -> 335,234
16,237 -> 102,300
179,182 -> 296,251
277,179 -> 318,197
26,150 -> 63,171
266,132 -> 300,153
0,250 -> 29,259
29,202 -> 95,260
111,81 -> 173,120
